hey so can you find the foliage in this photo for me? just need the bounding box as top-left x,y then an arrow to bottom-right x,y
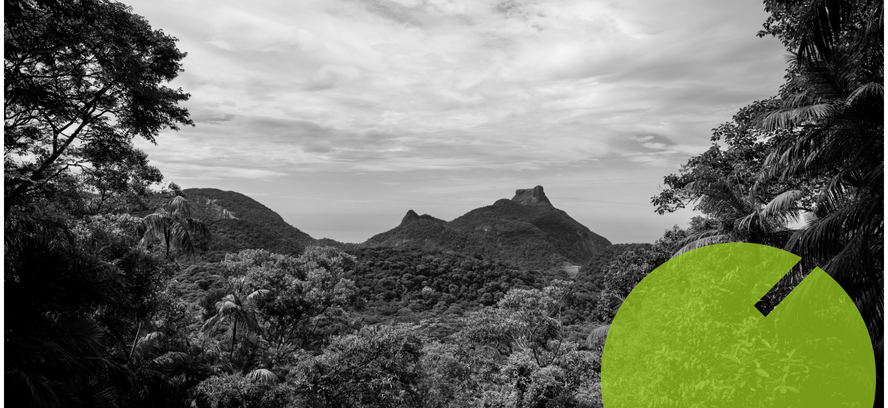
122,281 -> 210,408
191,373 -> 294,408
586,220 -> 712,323
9,0 -> 880,406
495,346 -> 601,408
199,247 -> 358,374
757,0 -> 883,347
4,0 -> 191,211
459,283 -> 603,408
366,199 -> 611,273
140,192 -> 211,259
652,99 -> 811,249
292,324 -> 425,407
414,341 -> 480,407
349,247 -> 545,331
653,1 -> 883,403
461,283 -> 569,359
183,188 -> 315,259
5,214 -> 175,407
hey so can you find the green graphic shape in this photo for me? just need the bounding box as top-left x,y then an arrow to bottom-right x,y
601,243 -> 875,407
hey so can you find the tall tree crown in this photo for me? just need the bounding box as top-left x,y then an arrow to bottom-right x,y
4,0 -> 192,211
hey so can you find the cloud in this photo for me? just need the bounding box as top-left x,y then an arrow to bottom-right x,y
126,0 -> 788,243
191,111 -> 235,124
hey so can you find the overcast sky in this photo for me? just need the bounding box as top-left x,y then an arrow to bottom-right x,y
127,0 -> 788,244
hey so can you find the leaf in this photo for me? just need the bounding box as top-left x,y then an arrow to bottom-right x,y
755,368 -> 770,378
246,368 -> 279,384
587,324 -> 610,349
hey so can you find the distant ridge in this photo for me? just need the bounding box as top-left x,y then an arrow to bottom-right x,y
176,186 -> 610,272
401,210 -> 446,225
184,188 -> 316,257
363,186 -> 611,271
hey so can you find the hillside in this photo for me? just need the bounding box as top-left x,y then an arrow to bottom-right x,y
363,186 -> 611,272
183,188 -> 317,258
173,186 -> 610,274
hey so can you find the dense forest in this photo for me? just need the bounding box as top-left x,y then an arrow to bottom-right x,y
4,0 -> 882,407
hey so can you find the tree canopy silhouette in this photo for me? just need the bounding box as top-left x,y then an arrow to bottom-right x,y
4,0 -> 192,211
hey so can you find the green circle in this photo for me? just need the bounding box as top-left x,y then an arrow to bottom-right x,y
601,243 -> 875,407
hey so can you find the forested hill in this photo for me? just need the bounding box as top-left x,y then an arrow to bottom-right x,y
182,185 -> 611,273
183,188 -> 316,259
363,185 -> 612,272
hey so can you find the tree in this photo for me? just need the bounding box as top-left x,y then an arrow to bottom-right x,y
757,0 -> 883,344
655,1 -> 883,403
652,99 -> 813,251
238,247 -> 357,353
5,214 -> 174,407
292,324 -> 425,407
4,0 -> 192,210
459,283 -> 602,408
414,341 -> 480,408
200,276 -> 263,362
191,372 -> 293,408
460,281 -> 580,370
140,191 -> 211,259
123,282 -> 209,408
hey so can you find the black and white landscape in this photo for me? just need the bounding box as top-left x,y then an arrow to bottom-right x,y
5,0 -> 883,407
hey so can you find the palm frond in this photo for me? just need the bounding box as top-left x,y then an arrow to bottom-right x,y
215,296 -> 240,315
168,195 -> 194,218
846,82 -> 884,108
151,351 -> 190,368
673,234 -> 729,257
8,370 -> 66,408
246,368 -> 279,384
685,179 -> 750,217
170,223 -> 194,254
139,212 -> 168,247
186,218 -> 210,241
760,104 -> 835,131
794,0 -> 855,63
586,324 -> 610,350
247,289 -> 270,301
761,190 -> 805,227
75,376 -> 118,408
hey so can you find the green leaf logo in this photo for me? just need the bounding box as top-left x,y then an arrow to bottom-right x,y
602,243 -> 875,407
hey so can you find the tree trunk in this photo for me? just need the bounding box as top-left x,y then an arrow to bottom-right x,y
127,322 -> 144,365
231,319 -> 237,360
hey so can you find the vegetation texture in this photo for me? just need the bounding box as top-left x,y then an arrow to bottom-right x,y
4,0 -> 881,407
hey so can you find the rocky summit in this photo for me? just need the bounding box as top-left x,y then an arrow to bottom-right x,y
364,186 -> 611,273
400,209 -> 446,225
511,185 -> 553,207
176,186 -> 611,274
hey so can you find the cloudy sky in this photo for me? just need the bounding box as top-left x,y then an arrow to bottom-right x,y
127,0 -> 788,244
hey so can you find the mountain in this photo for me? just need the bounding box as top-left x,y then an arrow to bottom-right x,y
363,186 -> 611,272
183,188 -> 316,259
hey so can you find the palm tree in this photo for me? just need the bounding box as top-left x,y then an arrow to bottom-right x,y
5,218 -> 131,407
140,193 -> 210,259
201,277 -> 265,361
124,329 -> 195,406
672,177 -> 804,255
757,0 -> 883,344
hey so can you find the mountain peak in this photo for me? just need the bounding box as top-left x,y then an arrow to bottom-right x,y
511,185 -> 552,207
401,210 -> 444,225
402,209 -> 420,224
